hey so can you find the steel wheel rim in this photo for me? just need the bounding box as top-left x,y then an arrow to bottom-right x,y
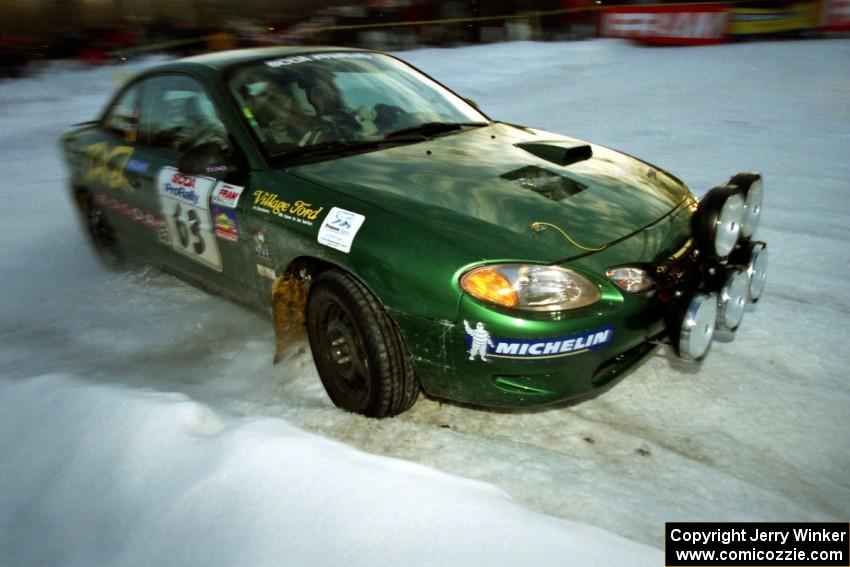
316,298 -> 370,404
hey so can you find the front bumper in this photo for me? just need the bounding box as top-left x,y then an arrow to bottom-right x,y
407,177 -> 767,408
440,288 -> 669,407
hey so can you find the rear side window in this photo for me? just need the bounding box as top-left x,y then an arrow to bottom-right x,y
140,75 -> 229,153
102,84 -> 141,143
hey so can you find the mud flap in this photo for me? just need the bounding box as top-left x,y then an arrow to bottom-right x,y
271,274 -> 308,364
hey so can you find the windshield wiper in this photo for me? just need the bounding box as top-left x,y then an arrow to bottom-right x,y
384,121 -> 488,140
274,122 -> 489,163
274,140 -> 381,161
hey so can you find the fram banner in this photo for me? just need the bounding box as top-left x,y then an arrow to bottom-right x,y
600,4 -> 730,45
821,0 -> 850,30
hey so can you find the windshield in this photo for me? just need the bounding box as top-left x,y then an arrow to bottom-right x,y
228,52 -> 488,157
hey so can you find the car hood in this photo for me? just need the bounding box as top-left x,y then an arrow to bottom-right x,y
287,122 -> 690,262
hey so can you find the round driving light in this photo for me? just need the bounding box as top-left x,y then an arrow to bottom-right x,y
742,178 -> 763,237
677,293 -> 718,362
746,242 -> 768,302
717,269 -> 748,331
729,172 -> 764,238
714,192 -> 744,258
694,185 -> 745,261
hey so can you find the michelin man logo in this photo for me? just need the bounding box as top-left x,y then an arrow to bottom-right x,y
464,320 -> 494,361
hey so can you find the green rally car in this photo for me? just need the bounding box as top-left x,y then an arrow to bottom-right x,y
61,47 -> 768,417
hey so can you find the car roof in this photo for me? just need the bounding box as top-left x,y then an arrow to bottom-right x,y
148,46 -> 373,76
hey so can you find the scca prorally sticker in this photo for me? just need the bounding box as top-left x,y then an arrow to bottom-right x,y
317,207 -> 366,254
156,167 -> 222,271
211,182 -> 245,209
463,321 -> 614,362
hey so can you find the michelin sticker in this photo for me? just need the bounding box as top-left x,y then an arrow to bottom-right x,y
211,182 -> 245,209
317,207 -> 365,253
464,321 -> 614,361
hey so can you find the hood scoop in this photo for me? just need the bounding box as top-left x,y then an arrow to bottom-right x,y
501,166 -> 587,202
516,140 -> 593,167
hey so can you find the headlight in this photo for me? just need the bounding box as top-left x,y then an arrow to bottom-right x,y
694,185 -> 745,260
460,264 -> 600,311
606,267 -> 653,293
729,172 -> 764,238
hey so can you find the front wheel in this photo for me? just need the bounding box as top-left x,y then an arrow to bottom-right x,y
306,270 -> 419,417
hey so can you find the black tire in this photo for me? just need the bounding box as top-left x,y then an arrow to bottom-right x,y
306,270 -> 419,417
82,193 -> 123,267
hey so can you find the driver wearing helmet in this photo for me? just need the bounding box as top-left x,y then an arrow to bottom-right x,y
299,73 -> 361,142
239,69 -> 316,148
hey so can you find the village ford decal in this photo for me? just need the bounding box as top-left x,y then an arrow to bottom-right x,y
464,322 -> 614,362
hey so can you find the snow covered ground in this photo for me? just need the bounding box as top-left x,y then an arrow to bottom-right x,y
1,39 -> 848,564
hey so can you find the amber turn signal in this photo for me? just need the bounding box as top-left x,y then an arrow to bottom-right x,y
460,267 -> 520,308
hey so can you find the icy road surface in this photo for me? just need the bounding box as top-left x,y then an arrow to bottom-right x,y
1,39 -> 849,561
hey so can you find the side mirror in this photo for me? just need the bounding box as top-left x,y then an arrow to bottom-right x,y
462,97 -> 480,110
177,142 -> 237,177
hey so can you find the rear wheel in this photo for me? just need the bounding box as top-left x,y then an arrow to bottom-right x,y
82,192 -> 123,267
306,270 -> 419,417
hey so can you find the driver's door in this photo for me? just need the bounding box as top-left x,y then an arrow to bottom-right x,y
132,73 -> 251,294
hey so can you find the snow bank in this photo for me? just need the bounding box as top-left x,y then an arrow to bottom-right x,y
0,375 -> 659,566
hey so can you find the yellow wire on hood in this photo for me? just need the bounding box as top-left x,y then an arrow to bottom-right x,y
530,221 -> 608,252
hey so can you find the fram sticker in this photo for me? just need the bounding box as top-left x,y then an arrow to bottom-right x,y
317,207 -> 365,253
211,182 -> 245,209
463,321 -> 614,362
212,206 -> 238,242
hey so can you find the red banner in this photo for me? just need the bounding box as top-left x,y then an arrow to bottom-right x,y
600,4 -> 730,45
821,0 -> 850,30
